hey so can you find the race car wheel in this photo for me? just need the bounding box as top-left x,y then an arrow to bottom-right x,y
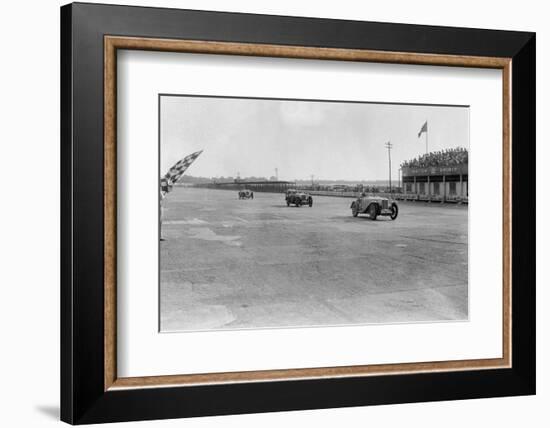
390,203 -> 399,220
351,202 -> 358,217
286,199 -> 290,206
308,198 -> 313,207
368,203 -> 378,220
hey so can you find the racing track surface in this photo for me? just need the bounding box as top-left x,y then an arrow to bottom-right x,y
160,187 -> 468,332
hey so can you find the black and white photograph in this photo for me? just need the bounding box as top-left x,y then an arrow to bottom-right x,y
0,0 -> 542,426
159,95 -> 469,332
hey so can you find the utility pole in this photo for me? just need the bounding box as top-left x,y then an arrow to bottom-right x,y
310,174 -> 314,188
275,167 -> 278,181
385,141 -> 393,194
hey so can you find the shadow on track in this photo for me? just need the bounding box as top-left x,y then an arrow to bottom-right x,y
328,215 -> 395,223
268,205 -> 310,209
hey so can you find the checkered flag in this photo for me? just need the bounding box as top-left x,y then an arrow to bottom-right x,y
161,150 -> 203,196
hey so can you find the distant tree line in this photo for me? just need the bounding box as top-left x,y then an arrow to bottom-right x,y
180,175 -> 391,186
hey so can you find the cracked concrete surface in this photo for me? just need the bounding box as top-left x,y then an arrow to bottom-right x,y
160,187 -> 468,332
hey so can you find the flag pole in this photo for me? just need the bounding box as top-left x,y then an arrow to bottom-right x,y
425,120 -> 428,154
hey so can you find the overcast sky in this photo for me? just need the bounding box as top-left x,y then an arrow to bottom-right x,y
160,95 -> 469,181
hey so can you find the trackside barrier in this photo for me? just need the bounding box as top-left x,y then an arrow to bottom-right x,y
183,185 -> 468,204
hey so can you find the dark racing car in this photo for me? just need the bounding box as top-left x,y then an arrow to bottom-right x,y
238,189 -> 254,199
285,189 -> 313,207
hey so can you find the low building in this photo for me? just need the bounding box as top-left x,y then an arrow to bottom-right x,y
401,163 -> 468,202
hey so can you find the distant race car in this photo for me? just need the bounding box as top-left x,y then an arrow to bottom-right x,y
238,189 -> 254,199
350,194 -> 398,220
285,189 -> 313,207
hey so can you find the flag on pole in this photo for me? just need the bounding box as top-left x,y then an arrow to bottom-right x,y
161,150 -> 203,196
417,121 -> 428,138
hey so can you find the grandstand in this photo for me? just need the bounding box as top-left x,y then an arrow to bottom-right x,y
399,147 -> 468,203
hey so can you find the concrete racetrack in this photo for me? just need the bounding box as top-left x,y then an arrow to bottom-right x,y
160,187 -> 468,332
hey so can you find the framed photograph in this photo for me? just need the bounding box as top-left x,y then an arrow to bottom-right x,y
60,2 -> 535,424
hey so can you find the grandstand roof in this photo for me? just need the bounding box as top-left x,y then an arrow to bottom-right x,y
402,163 -> 468,177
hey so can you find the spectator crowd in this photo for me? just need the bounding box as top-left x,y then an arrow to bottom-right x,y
401,147 -> 468,169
